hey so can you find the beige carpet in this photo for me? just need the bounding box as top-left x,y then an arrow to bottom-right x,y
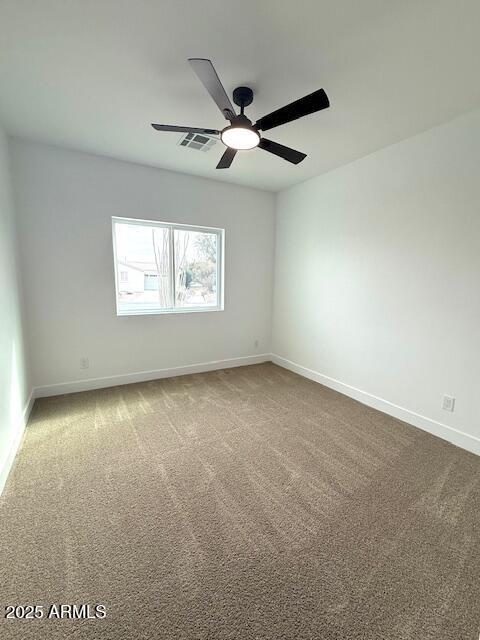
1,363 -> 479,639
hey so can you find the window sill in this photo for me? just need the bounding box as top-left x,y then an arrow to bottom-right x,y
116,306 -> 224,317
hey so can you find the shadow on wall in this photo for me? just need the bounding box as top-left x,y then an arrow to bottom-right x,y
9,341 -> 23,431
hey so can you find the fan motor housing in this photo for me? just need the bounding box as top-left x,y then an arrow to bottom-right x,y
233,86 -> 253,108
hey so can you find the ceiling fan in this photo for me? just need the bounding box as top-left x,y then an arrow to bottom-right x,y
151,58 -> 330,169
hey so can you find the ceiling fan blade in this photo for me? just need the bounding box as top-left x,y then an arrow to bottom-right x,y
188,58 -> 236,121
258,138 -> 306,164
151,124 -> 219,135
255,88 -> 329,132
216,147 -> 237,169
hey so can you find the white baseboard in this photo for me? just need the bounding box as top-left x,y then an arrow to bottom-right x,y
271,354 -> 480,457
0,389 -> 35,497
34,354 -> 271,398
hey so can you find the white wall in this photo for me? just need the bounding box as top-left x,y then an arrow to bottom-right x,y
0,127 -> 31,493
273,109 -> 480,455
11,139 -> 275,392
6,108 -> 480,461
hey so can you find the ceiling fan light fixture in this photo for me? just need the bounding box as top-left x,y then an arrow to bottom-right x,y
151,58 -> 330,168
221,125 -> 260,150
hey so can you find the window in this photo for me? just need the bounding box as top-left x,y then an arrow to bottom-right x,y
112,217 -> 224,316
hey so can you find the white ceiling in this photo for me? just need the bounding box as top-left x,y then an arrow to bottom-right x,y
1,0 -> 479,192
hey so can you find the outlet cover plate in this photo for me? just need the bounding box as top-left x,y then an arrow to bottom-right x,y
442,395 -> 455,412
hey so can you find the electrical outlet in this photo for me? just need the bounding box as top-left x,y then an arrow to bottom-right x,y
442,395 -> 455,412
80,357 -> 89,370
254,340 -> 259,349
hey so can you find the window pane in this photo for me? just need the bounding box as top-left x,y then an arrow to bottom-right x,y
174,229 -> 218,308
114,222 -> 171,313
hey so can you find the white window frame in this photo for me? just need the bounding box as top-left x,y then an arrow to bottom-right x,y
112,216 -> 225,317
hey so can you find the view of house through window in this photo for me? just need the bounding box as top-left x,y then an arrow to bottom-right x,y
112,217 -> 223,315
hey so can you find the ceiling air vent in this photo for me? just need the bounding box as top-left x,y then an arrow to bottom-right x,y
178,132 -> 217,152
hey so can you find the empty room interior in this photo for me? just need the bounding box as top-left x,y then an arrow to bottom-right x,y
1,1 -> 480,638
